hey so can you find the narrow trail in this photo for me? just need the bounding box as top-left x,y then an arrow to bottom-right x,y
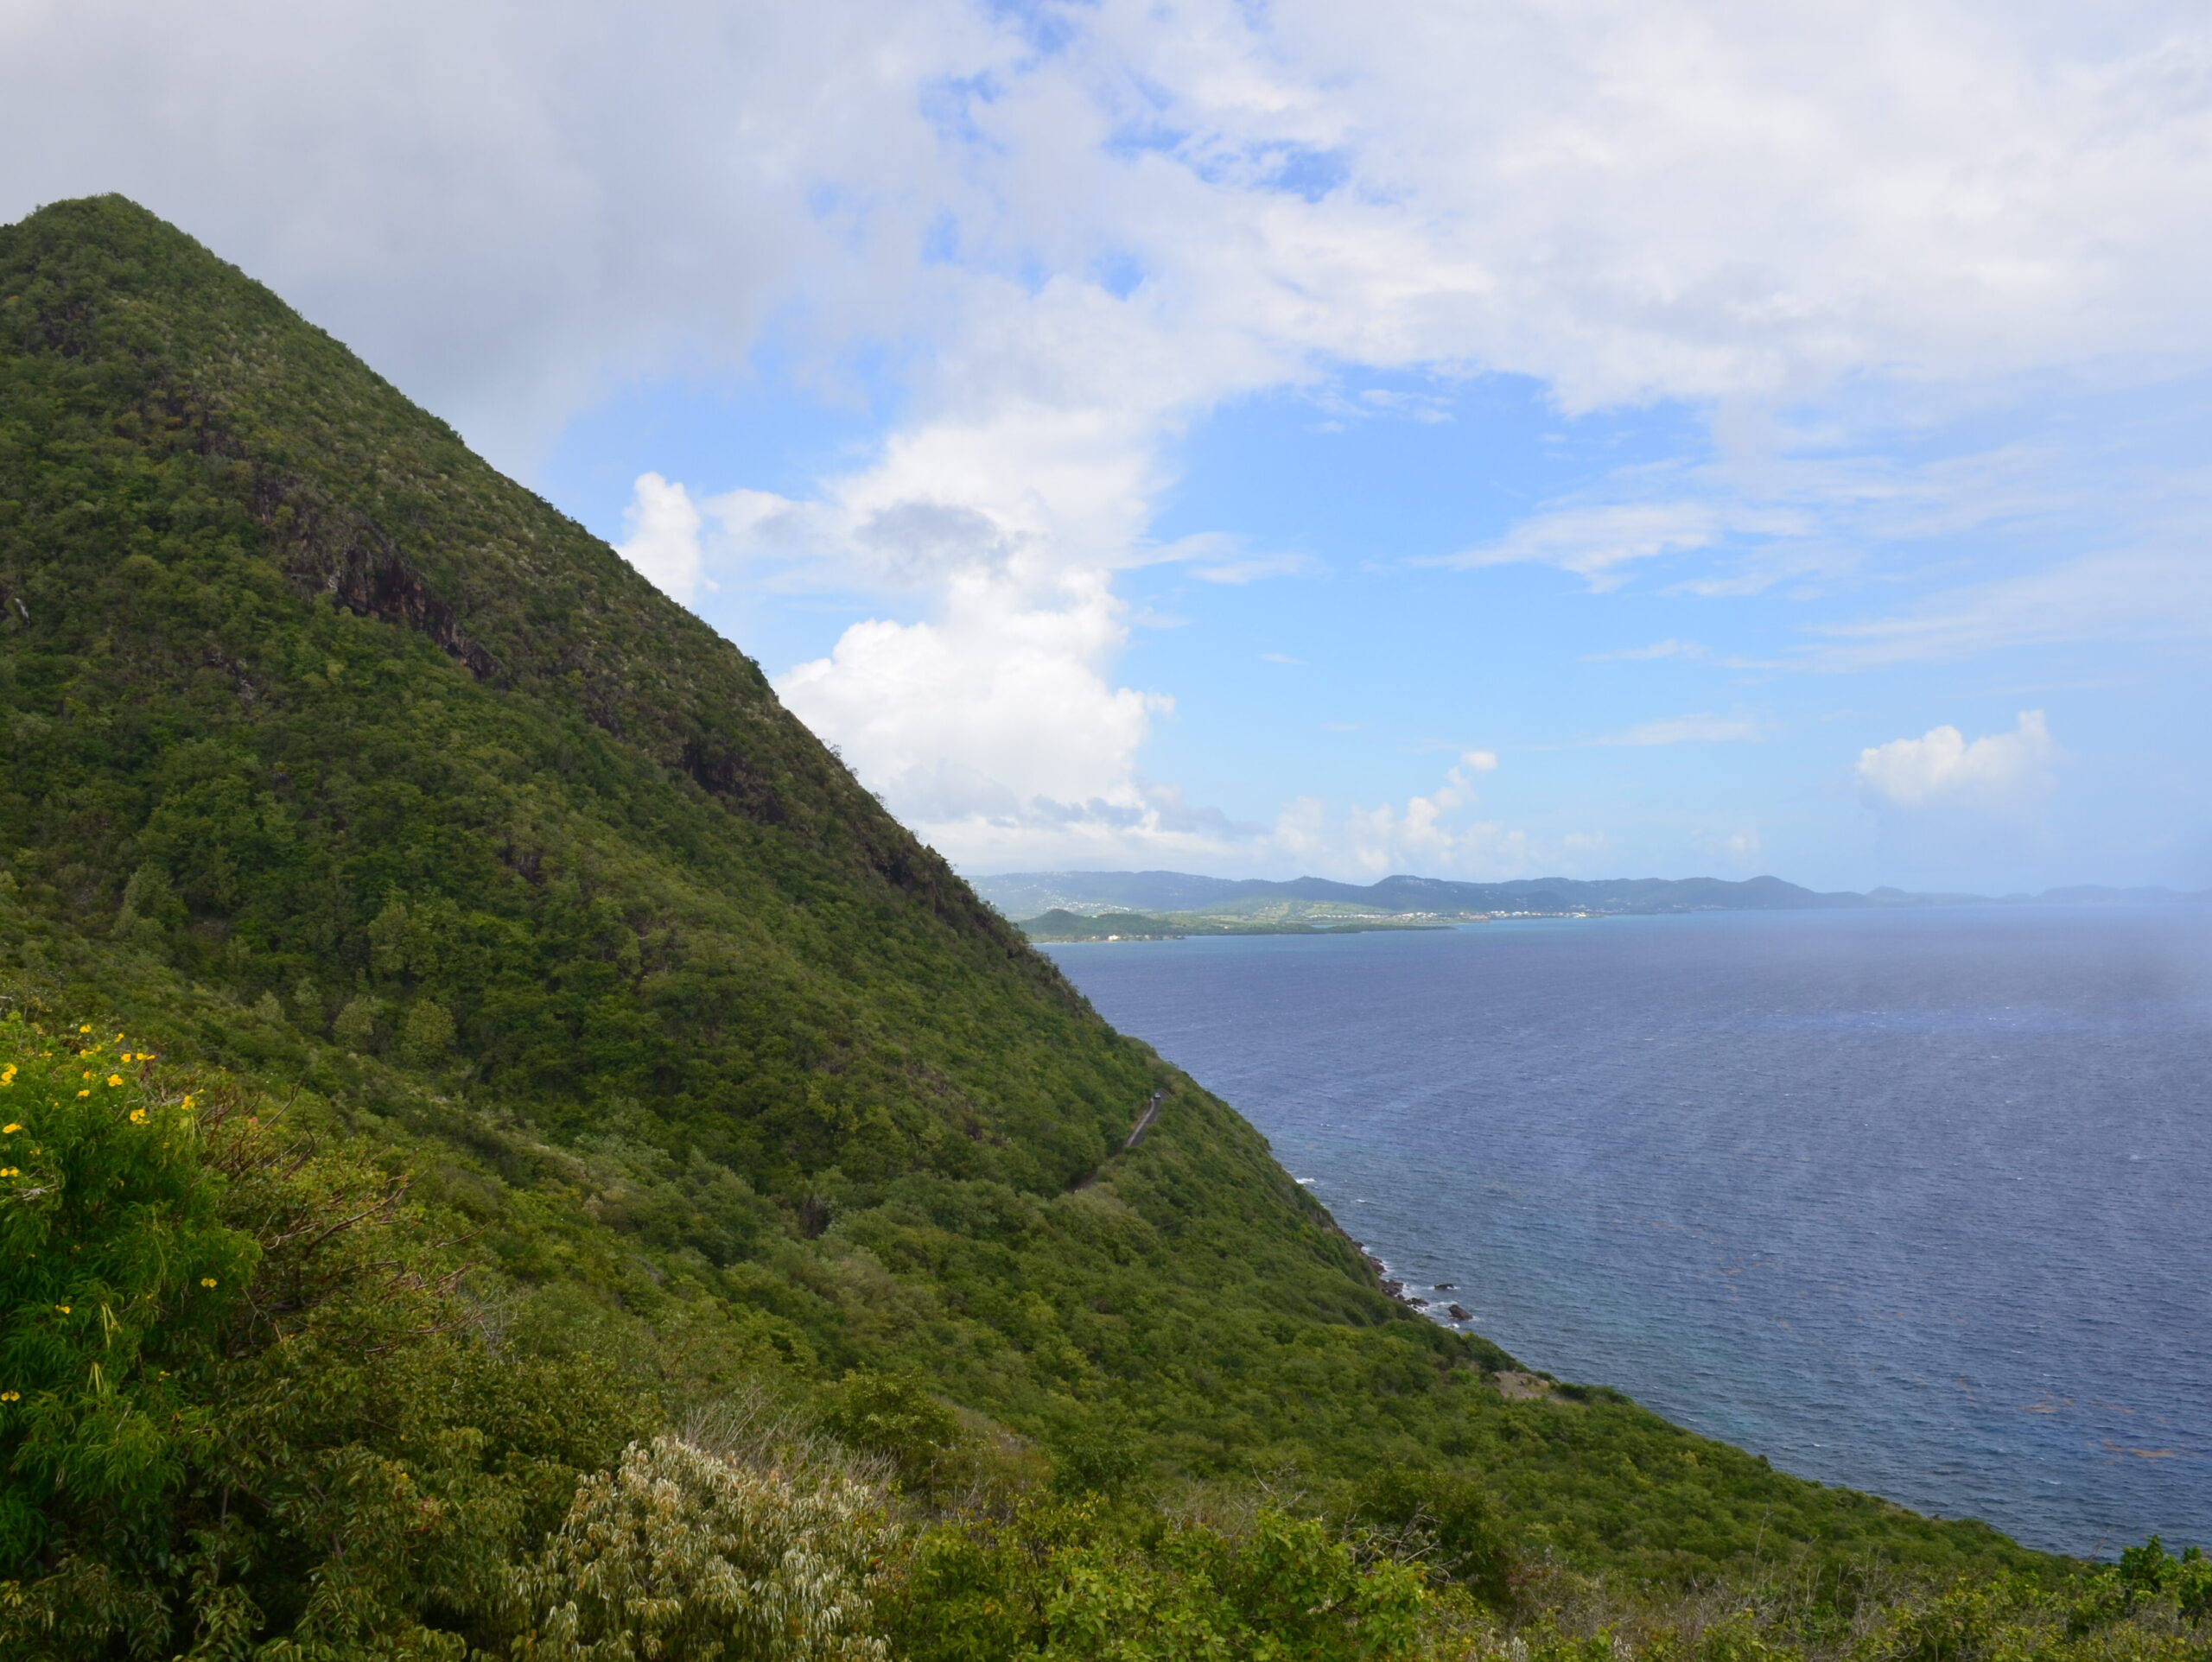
1072,1089 -> 1168,1189
1121,1088 -> 1166,1151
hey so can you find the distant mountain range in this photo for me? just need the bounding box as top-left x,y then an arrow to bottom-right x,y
970,869 -> 2210,920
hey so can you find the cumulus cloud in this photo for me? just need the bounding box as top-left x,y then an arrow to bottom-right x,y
775,568 -> 1170,829
615,473 -> 708,604
1261,755 -> 1621,880
1271,764 -> 1533,879
1855,711 -> 2058,809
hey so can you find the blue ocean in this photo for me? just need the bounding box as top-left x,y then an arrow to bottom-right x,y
1043,905 -> 2212,1558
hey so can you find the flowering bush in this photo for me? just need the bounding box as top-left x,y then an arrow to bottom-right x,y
511,1434 -> 896,1661
0,1013 -> 252,1566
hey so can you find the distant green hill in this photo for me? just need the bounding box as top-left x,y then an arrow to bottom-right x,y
1018,908 -> 1446,941
972,869 -> 2212,918
0,198 -> 2064,1652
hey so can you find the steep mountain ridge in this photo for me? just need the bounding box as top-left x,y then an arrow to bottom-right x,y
0,197 -> 2043,1634
0,193 -> 1128,1193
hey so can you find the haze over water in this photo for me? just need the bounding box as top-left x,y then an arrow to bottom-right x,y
1045,905 -> 2212,1558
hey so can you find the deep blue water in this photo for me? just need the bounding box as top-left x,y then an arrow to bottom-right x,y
1043,906 -> 2212,1557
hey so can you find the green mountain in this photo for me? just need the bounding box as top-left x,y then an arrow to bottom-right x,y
0,198 -> 2102,1655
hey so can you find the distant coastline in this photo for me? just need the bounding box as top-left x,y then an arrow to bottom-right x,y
1015,906 -> 1449,942
979,867 -> 2210,934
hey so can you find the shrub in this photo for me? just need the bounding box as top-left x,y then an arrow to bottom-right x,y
1351,1466 -> 1512,1608
333,994 -> 385,1054
887,1499 -> 1430,1662
0,1015 -> 253,1569
0,1016 -> 647,1658
817,1371 -> 960,1494
508,1434 -> 896,1661
398,998 -> 454,1065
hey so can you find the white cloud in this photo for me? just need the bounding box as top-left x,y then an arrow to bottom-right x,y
1273,762 -> 1535,879
1592,713 -> 1767,746
615,473 -> 708,604
775,569 -> 1172,834
1694,828 -> 1766,868
1585,639 -> 1712,662
1802,547 -> 2212,669
1455,439 -> 2212,667
1432,500 -> 1738,590
1190,550 -> 1321,584
1440,442 -> 2078,599
21,2 -> 2210,482
1855,710 -> 2058,809
1260,756 -> 1615,879
0,0 -> 1009,467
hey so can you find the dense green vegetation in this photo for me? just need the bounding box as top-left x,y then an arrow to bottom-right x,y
0,194 -> 2197,1656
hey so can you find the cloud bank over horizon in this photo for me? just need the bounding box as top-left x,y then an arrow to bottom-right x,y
9,0 -> 2210,887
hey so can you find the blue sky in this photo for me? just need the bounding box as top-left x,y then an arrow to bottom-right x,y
9,0 -> 2212,891
540,349 -> 2212,892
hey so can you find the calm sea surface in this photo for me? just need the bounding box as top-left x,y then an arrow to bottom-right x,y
1043,906 -> 2212,1557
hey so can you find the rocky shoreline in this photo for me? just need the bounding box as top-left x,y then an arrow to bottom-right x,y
1361,1248 -> 1473,1323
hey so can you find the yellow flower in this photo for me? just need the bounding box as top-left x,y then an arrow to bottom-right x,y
128,1109 -> 148,1125
3,1124 -> 18,1134
75,1089 -> 90,1099
107,1075 -> 122,1088
181,1094 -> 195,1111
0,1170 -> 16,1178
77,1025 -> 90,1034
200,1278 -> 217,1289
55,1306 -> 69,1315
80,1071 -> 91,1082
0,1392 -> 17,1403
1,1066 -> 14,1085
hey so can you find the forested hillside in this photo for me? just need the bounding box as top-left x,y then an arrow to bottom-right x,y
0,196 -> 2197,1658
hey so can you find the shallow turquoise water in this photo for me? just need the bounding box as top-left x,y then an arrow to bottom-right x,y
1045,905 -> 2212,1557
